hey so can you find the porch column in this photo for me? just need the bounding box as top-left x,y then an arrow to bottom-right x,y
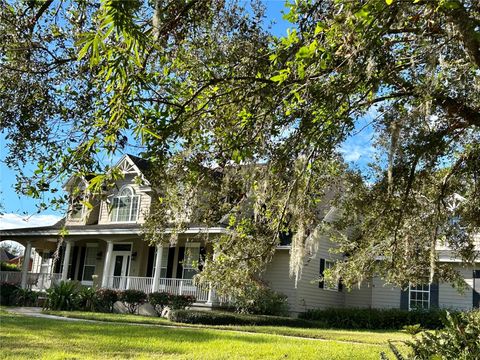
20,241 -> 32,289
61,240 -> 72,281
151,244 -> 163,293
101,240 -> 114,288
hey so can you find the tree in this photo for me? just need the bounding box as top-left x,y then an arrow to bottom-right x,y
0,0 -> 478,292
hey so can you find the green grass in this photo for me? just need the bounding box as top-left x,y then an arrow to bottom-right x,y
0,310 -> 408,359
45,310 -> 411,345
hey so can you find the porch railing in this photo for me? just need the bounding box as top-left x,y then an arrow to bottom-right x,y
0,271 -> 62,291
105,276 -> 210,302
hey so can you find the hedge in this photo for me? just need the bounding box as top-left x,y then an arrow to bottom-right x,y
169,309 -> 318,327
299,307 -> 446,330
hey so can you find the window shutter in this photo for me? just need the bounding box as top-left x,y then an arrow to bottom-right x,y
176,247 -> 185,279
199,247 -> 206,271
473,270 -> 480,308
77,247 -> 86,281
319,258 -> 325,289
146,246 -> 155,277
400,287 -> 409,310
68,246 -> 79,280
430,281 -> 439,308
166,247 -> 175,278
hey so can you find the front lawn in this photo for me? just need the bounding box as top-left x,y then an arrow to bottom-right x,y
0,310 -> 407,359
45,310 -> 411,345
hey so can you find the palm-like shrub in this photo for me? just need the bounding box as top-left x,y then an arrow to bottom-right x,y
14,288 -> 38,306
44,280 -> 79,310
78,287 -> 97,312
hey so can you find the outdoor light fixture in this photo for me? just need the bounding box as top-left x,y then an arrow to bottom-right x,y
131,251 -> 138,261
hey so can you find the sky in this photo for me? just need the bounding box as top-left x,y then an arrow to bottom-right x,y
0,1 -> 375,231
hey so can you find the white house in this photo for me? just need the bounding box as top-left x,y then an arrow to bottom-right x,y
1,154 -> 479,314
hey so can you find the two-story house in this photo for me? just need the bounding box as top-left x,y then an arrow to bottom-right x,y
1,154 -> 479,314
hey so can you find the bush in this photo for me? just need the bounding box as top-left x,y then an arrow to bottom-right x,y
233,286 -> 289,316
1,262 -> 20,271
78,287 -> 97,312
406,310 -> 480,359
119,289 -> 147,314
44,280 -> 80,311
148,292 -> 171,315
95,288 -> 119,313
169,309 -> 317,327
299,307 -> 445,330
0,283 -> 20,305
170,294 -> 195,310
14,288 -> 38,306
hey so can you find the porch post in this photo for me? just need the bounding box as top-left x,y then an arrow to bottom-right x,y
61,240 -> 72,281
20,241 -> 32,289
101,240 -> 114,288
151,244 -> 163,293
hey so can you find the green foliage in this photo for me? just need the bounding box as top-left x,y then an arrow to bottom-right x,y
169,310 -> 316,328
148,292 -> 171,315
233,286 -> 289,316
95,288 -> 119,313
119,289 -> 147,314
299,308 -> 445,330
170,294 -> 195,310
77,287 -> 97,312
0,262 -> 20,271
0,283 -> 20,305
402,324 -> 423,335
44,281 -> 80,311
406,311 -> 480,360
13,288 -> 38,306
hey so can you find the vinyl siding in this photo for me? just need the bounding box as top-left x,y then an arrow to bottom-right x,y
262,250 -> 299,313
371,277 -> 401,309
345,282 -> 373,308
98,174 -> 151,224
439,265 -> 474,310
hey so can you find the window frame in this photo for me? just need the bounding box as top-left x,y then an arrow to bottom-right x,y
110,186 -> 140,223
81,243 -> 98,285
408,283 -> 430,310
182,242 -> 201,280
323,260 -> 339,291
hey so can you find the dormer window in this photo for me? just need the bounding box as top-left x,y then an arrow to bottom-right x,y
69,195 -> 85,220
110,187 -> 140,222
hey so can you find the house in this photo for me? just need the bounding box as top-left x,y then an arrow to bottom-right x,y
0,154 -> 479,314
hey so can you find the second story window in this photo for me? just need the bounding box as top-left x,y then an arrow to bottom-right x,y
111,187 -> 140,222
69,195 -> 85,221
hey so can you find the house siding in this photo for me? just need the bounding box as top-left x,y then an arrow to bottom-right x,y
98,174 -> 151,225
439,265 -> 474,310
345,282 -> 373,308
371,277 -> 401,309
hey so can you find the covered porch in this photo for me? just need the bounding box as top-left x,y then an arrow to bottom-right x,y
0,226 -> 225,305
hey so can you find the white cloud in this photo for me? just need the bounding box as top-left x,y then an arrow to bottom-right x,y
0,213 -> 62,230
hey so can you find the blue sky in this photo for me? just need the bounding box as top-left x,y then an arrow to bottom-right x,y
0,1 -> 375,230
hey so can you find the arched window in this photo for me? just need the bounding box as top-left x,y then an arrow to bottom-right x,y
110,187 -> 140,222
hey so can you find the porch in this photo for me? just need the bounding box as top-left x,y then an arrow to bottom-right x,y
0,271 -> 214,303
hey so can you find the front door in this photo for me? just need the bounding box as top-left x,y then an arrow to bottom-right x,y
109,251 -> 130,289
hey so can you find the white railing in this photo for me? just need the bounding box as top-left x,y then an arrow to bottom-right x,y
105,276 -> 210,303
0,271 -> 62,291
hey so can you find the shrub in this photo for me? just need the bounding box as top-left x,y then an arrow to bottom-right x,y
95,288 -> 119,313
44,280 -> 80,310
148,292 -> 171,315
233,286 -> 289,316
170,294 -> 196,310
14,288 -> 38,306
0,282 -> 20,305
1,262 -> 21,271
119,289 -> 147,314
78,287 -> 97,312
406,310 -> 480,359
169,309 -> 318,327
299,307 -> 445,330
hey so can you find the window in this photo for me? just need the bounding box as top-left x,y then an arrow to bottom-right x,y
69,195 -> 85,220
323,260 -> 338,291
110,187 -> 140,222
182,243 -> 201,280
82,245 -> 97,284
409,284 -> 430,310
152,246 -> 169,278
